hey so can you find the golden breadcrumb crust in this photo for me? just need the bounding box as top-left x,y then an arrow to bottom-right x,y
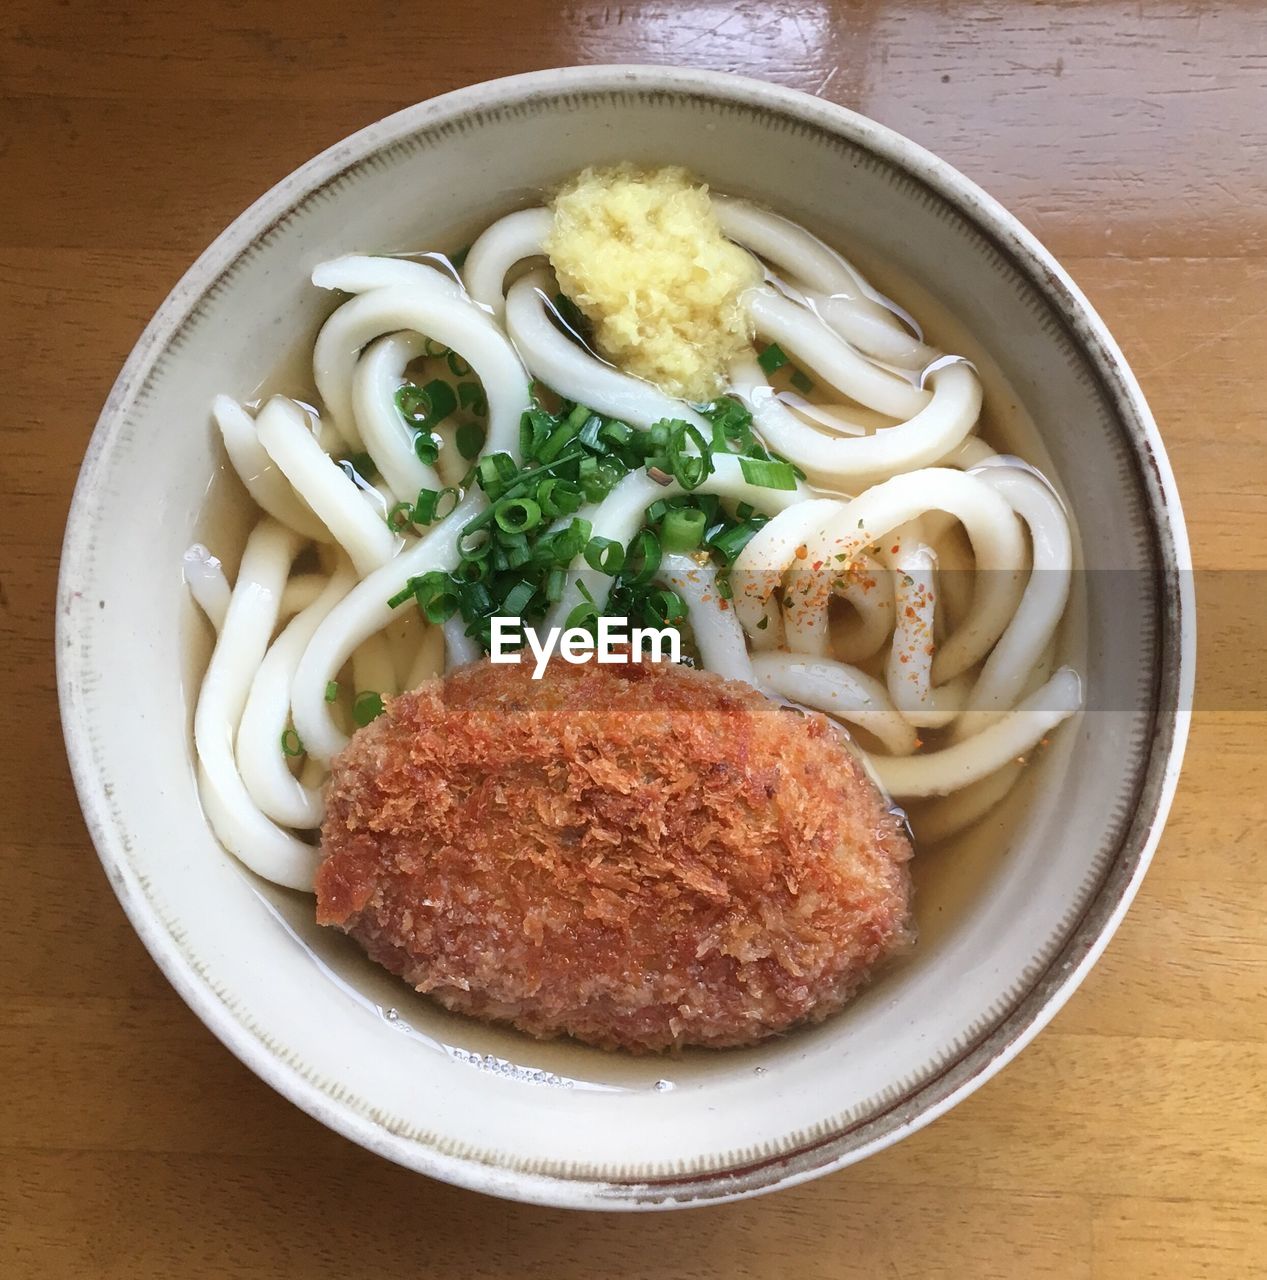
317,658 -> 912,1053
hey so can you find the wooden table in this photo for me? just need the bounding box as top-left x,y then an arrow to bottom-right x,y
3,2 -> 1263,1275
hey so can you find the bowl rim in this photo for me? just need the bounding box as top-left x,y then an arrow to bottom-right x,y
57,63 -> 1195,1211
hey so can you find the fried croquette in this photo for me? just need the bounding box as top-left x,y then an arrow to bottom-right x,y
316,657 -> 913,1053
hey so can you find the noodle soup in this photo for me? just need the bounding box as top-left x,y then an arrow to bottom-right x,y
183,166 -> 1082,1058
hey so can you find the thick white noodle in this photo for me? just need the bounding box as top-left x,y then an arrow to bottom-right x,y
292,489 -> 486,762
801,468 -> 1026,683
211,396 -> 330,542
505,270 -> 711,431
731,497 -> 846,654
237,560 -> 356,829
953,466 -> 1072,738
405,623 -> 446,689
312,269 -> 507,450
831,553 -> 894,663
939,435 -> 999,470
255,396 -> 398,578
312,254 -> 465,299
544,454 -> 808,632
806,291 -> 937,370
731,355 -> 981,490
910,761 -> 1025,843
711,197 -> 878,308
291,295 -> 527,761
442,615 -> 481,670
744,285 -> 931,421
883,524 -> 965,729
463,207 -> 554,318
913,642 -> 1056,837
193,518 -> 320,891
658,554 -> 754,684
772,391 -> 873,437
183,544 -> 231,631
750,653 -> 919,756
351,332 -> 440,500
867,667 -> 1081,797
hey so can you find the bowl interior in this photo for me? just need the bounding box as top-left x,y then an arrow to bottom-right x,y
59,69 -> 1179,1207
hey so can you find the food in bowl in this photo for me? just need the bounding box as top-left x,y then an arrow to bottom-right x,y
317,657 -> 913,1053
185,164 -> 1081,1052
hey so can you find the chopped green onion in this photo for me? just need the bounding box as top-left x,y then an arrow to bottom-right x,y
623,528 -> 662,586
642,588 -> 687,628
739,456 -> 798,490
458,525 -> 493,559
446,351 -> 471,378
662,507 -> 707,553
494,497 -> 542,534
565,600 -> 600,631
454,555 -> 490,584
413,432 -> 440,464
280,728 -> 304,757
396,382 -> 431,422
537,477 -> 582,518
584,536 -> 625,575
709,520 -> 764,563
387,500 -> 414,532
412,486 -> 459,526
789,368 -> 815,394
476,451 -> 519,499
422,336 -> 449,359
537,403 -> 591,463
455,421 -> 485,460
500,579 -> 536,615
410,571 -> 460,623
758,343 -> 790,374
459,580 -> 494,618
324,680 -> 340,703
578,414 -> 606,451
397,378 -> 456,428
458,381 -> 487,416
352,691 -> 386,727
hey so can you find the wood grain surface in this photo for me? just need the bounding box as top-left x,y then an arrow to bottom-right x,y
2,2 -> 1264,1276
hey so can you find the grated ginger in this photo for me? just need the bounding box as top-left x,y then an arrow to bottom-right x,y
544,165 -> 760,402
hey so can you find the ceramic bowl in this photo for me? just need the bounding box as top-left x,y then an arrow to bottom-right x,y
57,65 -> 1193,1209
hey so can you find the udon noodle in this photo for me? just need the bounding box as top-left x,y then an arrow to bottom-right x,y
187,190 -> 1081,893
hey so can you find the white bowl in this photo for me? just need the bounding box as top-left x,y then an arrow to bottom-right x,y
57,66 -> 1193,1209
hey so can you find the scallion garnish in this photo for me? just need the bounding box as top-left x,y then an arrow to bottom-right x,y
662,507 -> 708,553
280,728 -> 304,757
758,343 -> 790,374
382,387 -> 787,662
324,681 -> 340,703
387,500 -> 414,532
455,421 -> 486,459
352,691 -> 385,727
738,456 -> 798,490
583,536 -> 626,575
